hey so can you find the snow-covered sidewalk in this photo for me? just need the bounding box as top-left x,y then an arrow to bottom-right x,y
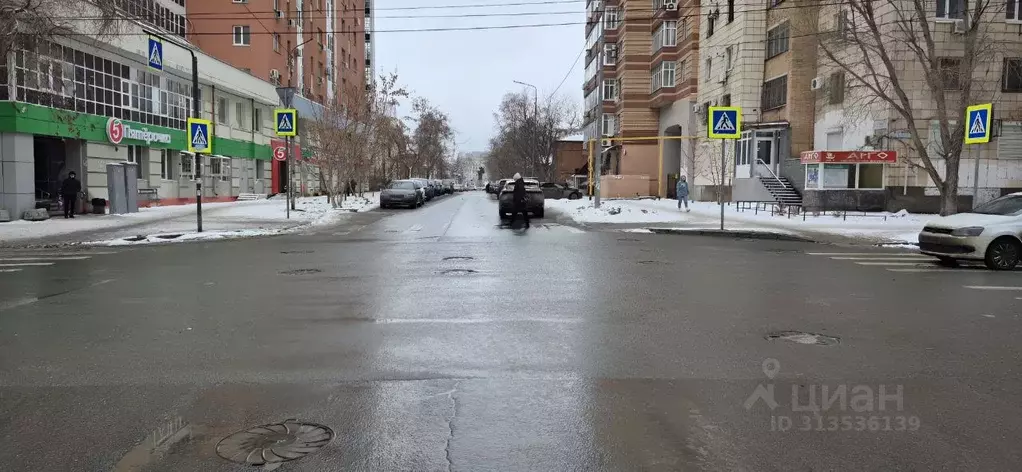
545,198 -> 933,244
0,193 -> 379,246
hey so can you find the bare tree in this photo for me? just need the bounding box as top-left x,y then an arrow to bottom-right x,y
813,0 -> 1001,214
409,98 -> 454,178
697,141 -> 734,203
488,91 -> 578,180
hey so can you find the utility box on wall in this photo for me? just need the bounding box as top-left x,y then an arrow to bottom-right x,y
106,163 -> 127,214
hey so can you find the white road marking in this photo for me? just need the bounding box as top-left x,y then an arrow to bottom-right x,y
0,268 -> 23,273
855,262 -> 934,266
887,268 -> 955,272
964,285 -> 1022,291
0,262 -> 54,267
830,256 -> 933,261
0,298 -> 38,311
0,256 -> 91,261
807,252 -> 919,256
0,251 -> 117,256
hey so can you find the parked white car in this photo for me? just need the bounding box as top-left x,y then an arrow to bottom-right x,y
918,193 -> 1022,270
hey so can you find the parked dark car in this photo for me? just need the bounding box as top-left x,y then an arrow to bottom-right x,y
540,182 -> 583,200
498,179 -> 545,219
412,178 -> 434,200
494,179 -> 511,197
381,180 -> 423,209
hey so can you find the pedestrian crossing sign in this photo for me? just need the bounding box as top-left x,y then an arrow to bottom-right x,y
187,118 -> 212,154
147,38 -> 163,71
708,106 -> 741,139
274,109 -> 297,136
965,103 -> 992,145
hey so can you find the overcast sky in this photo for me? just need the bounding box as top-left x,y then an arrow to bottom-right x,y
374,0 -> 586,152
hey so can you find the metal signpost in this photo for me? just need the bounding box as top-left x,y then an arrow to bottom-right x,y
707,106 -> 741,230
187,117 -> 213,232
274,107 -> 298,219
965,103 -> 992,208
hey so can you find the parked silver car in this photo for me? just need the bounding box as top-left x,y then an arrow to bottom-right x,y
540,182 -> 583,200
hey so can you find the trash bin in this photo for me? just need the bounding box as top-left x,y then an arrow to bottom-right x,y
91,198 -> 107,214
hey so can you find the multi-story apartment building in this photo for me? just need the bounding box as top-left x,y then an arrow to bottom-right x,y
0,0 -> 319,219
582,0 -> 700,197
187,0 -> 370,105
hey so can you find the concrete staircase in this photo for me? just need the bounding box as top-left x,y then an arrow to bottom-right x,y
758,176 -> 802,206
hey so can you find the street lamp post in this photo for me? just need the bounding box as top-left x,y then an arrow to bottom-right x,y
513,80 -> 539,177
146,30 -> 202,232
285,38 -> 315,213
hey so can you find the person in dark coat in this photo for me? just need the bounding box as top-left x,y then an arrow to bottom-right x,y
510,172 -> 529,228
60,171 -> 82,219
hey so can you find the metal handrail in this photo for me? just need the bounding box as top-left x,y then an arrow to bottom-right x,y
756,159 -> 788,189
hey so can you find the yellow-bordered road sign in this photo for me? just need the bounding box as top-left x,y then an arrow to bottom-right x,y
965,103 -> 992,145
274,109 -> 297,136
708,106 -> 741,139
187,118 -> 212,154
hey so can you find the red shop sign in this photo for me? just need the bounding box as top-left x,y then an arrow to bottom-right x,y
800,150 -> 898,164
270,138 -> 303,162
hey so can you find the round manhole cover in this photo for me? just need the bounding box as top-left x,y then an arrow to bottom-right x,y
280,268 -> 322,275
617,237 -> 641,242
443,256 -> 474,261
216,420 -> 333,466
440,269 -> 477,275
766,331 -> 839,345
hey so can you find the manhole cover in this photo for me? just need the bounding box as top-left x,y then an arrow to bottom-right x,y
618,238 -> 641,242
440,269 -> 477,275
766,331 -> 839,345
637,260 -> 669,265
281,250 -> 314,254
443,256 -> 474,261
216,420 -> 333,466
765,248 -> 801,254
279,268 -> 322,275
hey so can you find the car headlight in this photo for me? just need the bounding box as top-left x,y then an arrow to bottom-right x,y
951,226 -> 985,237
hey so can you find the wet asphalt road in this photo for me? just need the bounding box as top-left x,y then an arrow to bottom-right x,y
2,191 -> 1022,471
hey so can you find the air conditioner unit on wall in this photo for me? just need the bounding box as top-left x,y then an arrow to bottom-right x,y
601,138 -> 614,147
275,10 -> 283,19
953,16 -> 970,34
664,1 -> 678,10
810,77 -> 824,90
717,71 -> 728,84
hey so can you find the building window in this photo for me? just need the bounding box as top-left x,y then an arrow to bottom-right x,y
210,157 -> 230,182
938,57 -> 962,90
233,26 -> 251,46
721,94 -> 731,106
180,153 -> 195,180
725,45 -> 733,71
707,13 -> 716,37
273,33 -> 280,52
217,97 -> 228,124
678,59 -> 687,81
811,163 -> 884,190
1009,0 -> 1022,21
603,44 -> 618,65
651,61 -> 676,92
727,0 -> 735,23
601,113 -> 616,136
604,6 -> 620,29
705,58 -> 712,82
936,0 -> 965,19
1004,58 -> 1022,92
602,79 -> 617,100
766,22 -> 790,59
653,20 -> 678,51
127,145 -> 150,180
253,107 -> 262,130
829,72 -> 846,103
679,18 -> 688,42
762,75 -> 788,110
160,149 -> 177,180
232,0 -> 248,3
235,101 -> 247,130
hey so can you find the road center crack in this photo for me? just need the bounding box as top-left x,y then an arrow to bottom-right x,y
443,380 -> 461,472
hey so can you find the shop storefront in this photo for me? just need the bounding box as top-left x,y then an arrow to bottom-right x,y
799,150 -> 898,212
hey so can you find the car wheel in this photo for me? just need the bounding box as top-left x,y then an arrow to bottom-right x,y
936,256 -> 959,267
984,237 -> 1021,270
568,192 -> 581,200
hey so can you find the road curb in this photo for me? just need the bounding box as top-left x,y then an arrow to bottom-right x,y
647,227 -> 816,242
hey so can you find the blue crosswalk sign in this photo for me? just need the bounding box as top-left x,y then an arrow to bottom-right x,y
274,108 -> 297,136
187,118 -> 212,154
965,103 -> 991,145
148,38 -> 163,71
707,106 -> 741,139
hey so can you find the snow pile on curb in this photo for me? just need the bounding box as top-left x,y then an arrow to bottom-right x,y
545,199 -> 692,224
95,228 -> 287,246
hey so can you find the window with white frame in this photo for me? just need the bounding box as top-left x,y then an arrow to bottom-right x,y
651,61 -> 676,91
602,79 -> 618,100
766,22 -> 789,59
233,26 -> 251,45
217,97 -> 228,124
1009,0 -> 1022,21
604,6 -> 620,29
210,157 -> 230,182
235,101 -> 248,130
603,44 -> 618,65
160,149 -> 177,180
601,113 -> 616,136
936,0 -> 965,19
652,20 -> 678,51
127,145 -> 151,180
180,153 -> 196,180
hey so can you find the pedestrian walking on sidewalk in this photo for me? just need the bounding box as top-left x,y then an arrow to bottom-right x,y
61,171 -> 82,219
676,175 -> 690,212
